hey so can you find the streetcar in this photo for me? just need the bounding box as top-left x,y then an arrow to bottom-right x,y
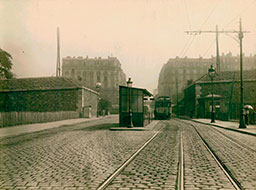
154,96 -> 172,120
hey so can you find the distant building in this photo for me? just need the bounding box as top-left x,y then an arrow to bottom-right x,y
62,56 -> 126,112
158,53 -> 256,101
183,70 -> 256,120
0,77 -> 98,127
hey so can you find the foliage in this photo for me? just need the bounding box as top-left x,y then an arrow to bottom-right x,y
0,48 -> 13,79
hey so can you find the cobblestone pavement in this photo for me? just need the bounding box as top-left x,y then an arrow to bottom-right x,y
179,120 -> 234,190
188,120 -> 256,190
1,117 -> 255,190
0,117 -> 159,190
214,127 -> 256,151
106,121 -> 179,190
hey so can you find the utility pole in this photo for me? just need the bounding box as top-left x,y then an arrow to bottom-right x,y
215,25 -> 220,73
185,19 -> 249,128
56,27 -> 61,77
238,18 -> 246,128
175,76 -> 179,116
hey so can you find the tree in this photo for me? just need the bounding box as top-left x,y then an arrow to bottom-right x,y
0,48 -> 14,79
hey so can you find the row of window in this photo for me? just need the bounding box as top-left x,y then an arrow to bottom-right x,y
169,62 -> 212,67
64,70 -> 121,77
63,60 -> 119,67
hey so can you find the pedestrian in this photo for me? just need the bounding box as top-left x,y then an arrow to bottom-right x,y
252,110 -> 256,124
245,108 -> 249,125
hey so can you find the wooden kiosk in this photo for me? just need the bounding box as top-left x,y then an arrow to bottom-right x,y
119,84 -> 152,127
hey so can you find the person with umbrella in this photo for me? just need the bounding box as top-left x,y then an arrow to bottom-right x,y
244,105 -> 254,125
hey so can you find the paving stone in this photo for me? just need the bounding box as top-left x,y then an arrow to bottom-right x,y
106,121 -> 179,189
0,117 -> 156,189
192,121 -> 256,190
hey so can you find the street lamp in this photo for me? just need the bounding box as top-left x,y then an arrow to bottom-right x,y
208,65 -> 216,123
127,78 -> 133,128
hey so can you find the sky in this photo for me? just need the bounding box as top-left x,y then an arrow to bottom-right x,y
0,0 -> 256,92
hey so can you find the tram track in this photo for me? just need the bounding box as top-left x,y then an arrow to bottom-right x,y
177,119 -> 244,190
97,122 -> 166,190
184,119 -> 256,153
96,118 -> 253,189
177,124 -> 184,190
97,120 -> 192,190
191,124 -> 243,190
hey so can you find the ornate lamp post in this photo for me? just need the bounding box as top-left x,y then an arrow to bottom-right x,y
208,65 -> 216,123
127,78 -> 133,128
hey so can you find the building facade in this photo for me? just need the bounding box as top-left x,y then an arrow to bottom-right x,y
62,56 -> 126,113
183,70 -> 256,120
158,53 -> 256,101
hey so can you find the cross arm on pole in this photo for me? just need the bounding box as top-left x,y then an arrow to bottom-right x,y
185,30 -> 250,35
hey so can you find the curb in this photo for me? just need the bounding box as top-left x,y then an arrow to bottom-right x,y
178,117 -> 256,137
0,115 -> 117,139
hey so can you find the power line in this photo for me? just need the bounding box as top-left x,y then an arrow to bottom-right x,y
199,0 -> 223,30
202,39 -> 215,57
179,35 -> 195,57
223,0 -> 256,29
185,24 -> 250,72
179,0 -> 222,58
181,36 -> 197,57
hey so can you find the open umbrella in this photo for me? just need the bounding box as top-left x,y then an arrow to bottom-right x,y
244,105 -> 253,110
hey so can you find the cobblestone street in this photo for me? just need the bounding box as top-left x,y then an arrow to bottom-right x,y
0,117 -> 158,189
193,122 -> 256,190
0,118 -> 256,189
106,121 -> 179,190
181,121 -> 234,190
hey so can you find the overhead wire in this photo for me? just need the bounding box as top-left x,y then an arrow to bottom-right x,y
223,0 -> 256,29
202,39 -> 216,57
179,0 -> 222,58
199,0 -> 223,30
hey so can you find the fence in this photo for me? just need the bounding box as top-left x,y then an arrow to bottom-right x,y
0,111 -> 79,127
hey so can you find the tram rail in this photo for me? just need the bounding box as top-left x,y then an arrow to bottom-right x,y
177,125 -> 184,190
97,123 -> 165,190
177,119 -> 243,190
182,119 -> 256,153
97,119 -> 250,190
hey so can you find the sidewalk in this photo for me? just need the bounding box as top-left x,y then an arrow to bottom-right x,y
192,118 -> 256,136
0,115 -> 115,138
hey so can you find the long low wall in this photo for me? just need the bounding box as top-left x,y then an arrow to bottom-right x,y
0,111 -> 79,127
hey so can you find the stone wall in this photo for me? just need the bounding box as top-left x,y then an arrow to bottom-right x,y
0,89 -> 78,112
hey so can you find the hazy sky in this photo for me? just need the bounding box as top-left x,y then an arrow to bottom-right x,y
1,0 -> 256,92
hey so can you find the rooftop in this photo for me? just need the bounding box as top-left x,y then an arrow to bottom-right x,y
0,77 -> 97,93
197,69 -> 256,83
